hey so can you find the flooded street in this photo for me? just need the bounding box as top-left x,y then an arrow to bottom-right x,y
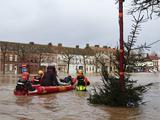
0,73 -> 160,120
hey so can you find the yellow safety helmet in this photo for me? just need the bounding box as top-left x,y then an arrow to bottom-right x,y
38,70 -> 44,75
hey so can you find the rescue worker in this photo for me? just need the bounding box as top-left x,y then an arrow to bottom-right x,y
15,72 -> 35,92
32,70 -> 44,85
74,70 -> 90,91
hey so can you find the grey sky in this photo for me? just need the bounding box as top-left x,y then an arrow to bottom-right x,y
0,0 -> 160,53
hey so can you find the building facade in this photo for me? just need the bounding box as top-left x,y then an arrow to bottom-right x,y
145,54 -> 159,72
135,53 -> 159,72
0,41 -> 116,74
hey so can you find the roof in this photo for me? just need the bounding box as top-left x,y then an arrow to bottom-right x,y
145,54 -> 159,61
56,46 -> 95,56
89,46 -> 116,53
0,41 -> 114,56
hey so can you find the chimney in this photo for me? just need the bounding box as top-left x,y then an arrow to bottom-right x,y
58,43 -> 62,47
103,46 -> 108,48
95,45 -> 99,48
48,42 -> 52,46
29,42 -> 34,45
76,45 -> 79,48
86,43 -> 89,48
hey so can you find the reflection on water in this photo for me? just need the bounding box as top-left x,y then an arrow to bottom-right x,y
103,107 -> 141,120
0,73 -> 160,120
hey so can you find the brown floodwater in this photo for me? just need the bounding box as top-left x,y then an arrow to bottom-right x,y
0,73 -> 160,120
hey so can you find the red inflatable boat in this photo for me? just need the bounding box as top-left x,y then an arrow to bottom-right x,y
14,85 -> 74,96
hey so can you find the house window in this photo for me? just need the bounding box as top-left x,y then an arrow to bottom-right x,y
9,64 -> 13,71
9,55 -> 13,61
15,55 -> 18,61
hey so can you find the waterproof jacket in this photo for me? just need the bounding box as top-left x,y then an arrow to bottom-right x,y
41,71 -> 59,86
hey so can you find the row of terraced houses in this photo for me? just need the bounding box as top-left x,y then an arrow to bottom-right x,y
0,41 -> 116,75
1,41 -> 160,75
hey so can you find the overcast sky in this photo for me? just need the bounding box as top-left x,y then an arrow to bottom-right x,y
0,0 -> 160,53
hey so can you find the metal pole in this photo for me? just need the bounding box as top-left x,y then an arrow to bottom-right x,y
119,0 -> 125,91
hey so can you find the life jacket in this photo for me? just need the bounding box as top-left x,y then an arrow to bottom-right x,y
16,72 -> 35,91
16,79 -> 35,91
76,76 -> 90,86
16,78 -> 27,91
16,72 -> 29,90
77,76 -> 85,86
76,85 -> 87,91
